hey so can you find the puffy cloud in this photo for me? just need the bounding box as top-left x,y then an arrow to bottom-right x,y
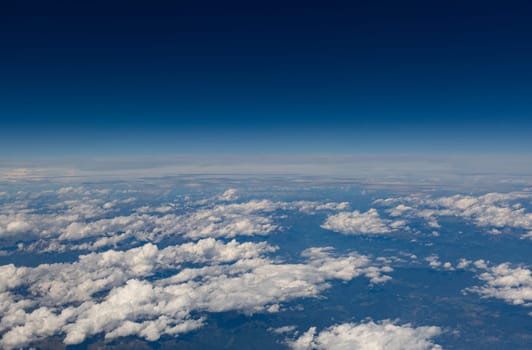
377,192 -> 532,236
58,215 -> 148,241
5,220 -> 32,234
0,185 -> 396,347
288,320 -> 442,350
1,187 -> 351,253
57,248 -> 389,345
0,194 -> 120,240
456,258 -> 472,269
0,240 -> 390,348
321,209 -> 406,235
427,257 -> 532,311
0,238 -> 275,305
425,255 -> 454,271
467,263 -> 532,307
425,255 -> 442,269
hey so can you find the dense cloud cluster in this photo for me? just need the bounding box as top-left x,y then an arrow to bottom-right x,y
0,242 -> 392,348
0,186 -> 394,348
288,320 -> 442,350
0,186 -> 349,253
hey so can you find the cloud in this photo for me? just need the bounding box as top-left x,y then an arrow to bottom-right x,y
272,325 -> 297,334
467,262 -> 532,307
293,201 -> 349,214
5,220 -> 32,234
0,193 -> 119,240
2,190 -> 351,253
426,256 -> 532,311
0,240 -> 391,348
377,192 -> 532,236
425,255 -> 454,270
321,209 -> 406,235
0,238 -> 275,305
288,320 -> 442,350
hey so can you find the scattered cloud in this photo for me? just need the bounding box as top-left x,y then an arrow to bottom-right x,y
425,256 -> 532,311
425,255 -> 454,270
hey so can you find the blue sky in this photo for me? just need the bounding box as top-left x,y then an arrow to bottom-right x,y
1,0 -> 531,158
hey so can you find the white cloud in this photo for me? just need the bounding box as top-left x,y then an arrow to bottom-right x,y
467,263 -> 532,307
0,238 -> 275,305
377,192 -> 532,236
425,255 -> 441,268
272,325 -> 297,334
2,193 -> 352,253
293,201 -> 349,214
442,262 -> 453,270
321,209 -> 406,235
473,259 -> 488,269
425,255 -> 454,271
288,320 -> 442,350
0,240 -> 391,348
429,257 -> 532,312
5,221 -> 32,234
456,259 -> 471,269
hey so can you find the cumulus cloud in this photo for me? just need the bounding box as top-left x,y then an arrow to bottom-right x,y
321,209 -> 406,235
426,256 -> 532,311
5,220 -> 32,234
0,240 -> 391,348
1,188 -> 351,252
456,258 -> 472,269
425,255 -> 454,270
467,262 -> 532,307
288,320 -> 442,350
0,239 -> 275,306
377,191 -> 532,236
0,193 -> 119,240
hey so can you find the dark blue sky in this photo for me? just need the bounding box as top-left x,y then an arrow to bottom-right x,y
1,0 -> 531,157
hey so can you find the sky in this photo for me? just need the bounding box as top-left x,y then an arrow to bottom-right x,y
1,0 -> 532,158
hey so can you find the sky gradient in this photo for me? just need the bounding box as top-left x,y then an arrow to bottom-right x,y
1,0 -> 531,157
